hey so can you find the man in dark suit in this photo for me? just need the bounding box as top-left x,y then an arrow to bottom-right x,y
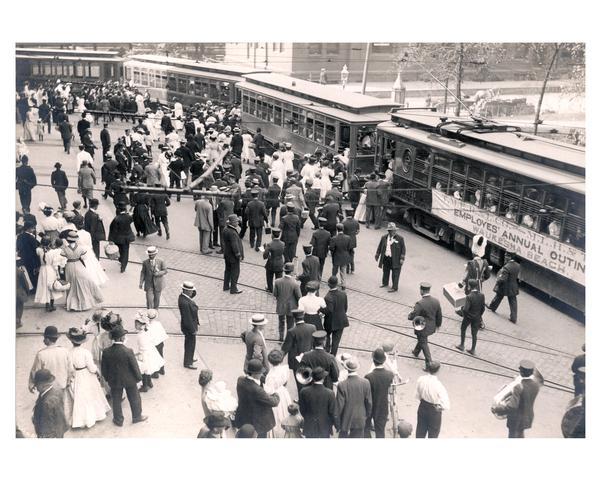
150,192 -> 171,239
329,224 -> 353,290
375,222 -> 406,293
31,369 -> 69,438
364,173 -> 380,229
323,276 -> 349,356
215,195 -> 235,253
279,201 -> 302,262
16,221 -> 40,289
178,281 -> 200,369
336,358 -> 372,438
222,214 -> 244,294
299,331 -> 340,391
252,128 -> 265,158
281,309 -> 317,393
84,198 -> 106,259
408,282 -> 443,370
101,325 -> 148,426
348,168 -> 362,210
320,197 -> 342,238
365,348 -> 394,438
342,208 -> 360,274
16,156 -> 37,213
310,217 -> 331,276
455,279 -> 485,356
234,359 -> 280,438
50,162 -> 69,210
273,262 -> 302,341
493,360 -> 541,438
488,251 -> 520,323
297,245 -> 321,295
77,112 -> 91,143
245,189 -> 268,251
240,314 -> 270,375
263,228 -> 285,293
108,202 -> 135,273
139,246 -> 168,309
298,367 -> 338,438
100,123 -> 111,159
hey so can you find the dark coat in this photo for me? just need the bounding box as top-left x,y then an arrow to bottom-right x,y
505,378 -> 540,431
342,217 -> 360,249
348,174 -> 362,204
461,290 -> 485,323
364,180 -> 380,206
234,376 -> 279,434
408,295 -> 443,336
50,169 -> 69,192
329,233 -> 353,267
230,134 -> 243,155
273,276 -> 302,315
265,184 -> 281,209
216,199 -> 235,227
336,375 -> 373,431
263,238 -> 285,272
245,199 -> 268,228
240,329 -> 269,373
299,348 -> 340,390
365,368 -> 394,426
376,179 -> 391,206
222,225 -> 244,262
16,232 -> 40,273
84,209 -> 106,242
32,387 -> 69,438
16,165 -> 37,193
279,213 -> 301,243
320,202 -> 340,228
178,293 -> 199,335
108,212 -> 134,245
304,188 -> 320,211
494,259 -> 520,296
230,156 -> 242,180
281,321 -> 316,370
100,128 -> 111,148
150,193 -> 171,217
298,255 -> 321,284
324,289 -> 349,332
310,228 -> 331,260
375,233 -> 406,269
101,343 -> 143,388
299,383 -> 338,438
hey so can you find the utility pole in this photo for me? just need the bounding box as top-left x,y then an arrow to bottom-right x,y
455,43 -> 464,116
361,42 -> 371,95
253,42 -> 257,68
265,42 -> 269,69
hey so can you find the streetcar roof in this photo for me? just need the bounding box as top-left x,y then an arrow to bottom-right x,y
127,54 -> 262,76
17,54 -> 122,63
237,81 -> 392,124
124,59 -> 244,83
378,121 -> 585,195
390,110 -> 585,170
16,47 -> 120,57
242,73 -> 399,112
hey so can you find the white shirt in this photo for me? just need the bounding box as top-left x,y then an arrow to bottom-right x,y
282,150 -> 295,172
384,235 -> 395,257
76,150 -> 93,171
415,374 -> 450,410
298,293 -> 327,315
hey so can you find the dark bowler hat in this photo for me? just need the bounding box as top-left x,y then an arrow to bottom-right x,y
468,278 -> 479,288
311,366 -> 328,382
372,348 -> 386,365
54,162 -> 62,169
292,309 -> 305,319
271,227 -> 281,234
247,359 -> 264,374
43,326 -> 59,340
426,360 -> 441,374
327,276 -> 338,288
345,208 -> 354,216
110,325 -> 128,340
302,245 -> 313,254
33,369 -> 55,386
283,262 -> 294,273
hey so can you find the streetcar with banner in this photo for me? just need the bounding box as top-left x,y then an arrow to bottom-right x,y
376,109 -> 585,313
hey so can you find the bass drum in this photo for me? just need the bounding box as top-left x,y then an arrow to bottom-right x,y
561,395 -> 585,438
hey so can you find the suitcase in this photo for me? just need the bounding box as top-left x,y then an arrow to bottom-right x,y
443,282 -> 467,308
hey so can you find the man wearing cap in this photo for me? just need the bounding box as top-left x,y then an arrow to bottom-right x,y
31,369 -> 69,438
323,276 -> 349,356
297,245 -> 321,295
365,348 -> 395,438
273,262 -> 302,341
222,214 -> 244,294
330,224 -> 353,289
178,281 -> 200,369
241,314 -> 270,375
348,168 -> 362,210
108,202 -> 135,273
150,190 -> 171,240
279,203 -> 301,263
101,123 -> 111,159
299,331 -> 339,391
234,358 -> 280,438
265,178 -> 281,227
29,326 -> 71,394
455,278 -> 485,356
336,358 -> 372,438
303,179 -> 321,229
492,360 -> 541,438
50,162 -> 69,210
408,283 -> 442,369
139,246 -> 168,309
215,194 -> 235,253
415,361 -> 450,438
245,189 -> 268,251
263,227 -> 285,293
298,366 -> 338,438
310,217 -> 332,276
286,180 -> 306,218
101,325 -> 148,426
320,196 -> 342,238
194,194 -> 214,255
375,222 -> 406,293
282,309 -> 317,392
84,199 -> 106,259
342,209 -> 360,274
487,251 -> 520,323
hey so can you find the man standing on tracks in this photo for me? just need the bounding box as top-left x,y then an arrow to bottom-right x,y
178,281 -> 200,370
364,348 -> 395,438
310,217 -> 332,276
487,251 -> 520,323
245,189 -> 268,252
101,123 -> 111,160
336,358 -> 372,438
108,201 -> 135,273
375,222 -> 406,293
139,246 -> 168,310
279,202 -> 302,263
329,223 -> 353,290
194,194 -> 214,255
415,360 -> 450,438
408,282 -> 442,370
342,209 -> 360,274
151,190 -> 171,240
273,262 -> 302,341
281,309 -> 316,393
222,214 -> 244,295
263,228 -> 285,293
323,275 -> 349,356
455,279 -> 485,356
299,331 -> 339,391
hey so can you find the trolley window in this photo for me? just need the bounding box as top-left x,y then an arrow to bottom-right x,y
449,158 -> 466,200
565,199 -> 585,249
465,165 -> 483,207
340,124 -> 351,150
325,121 -> 336,148
314,114 -> 325,144
413,147 -> 431,186
32,63 -> 39,75
273,102 -> 282,126
499,179 -> 522,224
43,62 -> 52,75
519,186 -> 542,230
432,153 -> 451,192
75,63 -> 84,78
306,111 -> 315,141
140,69 -> 148,85
357,126 -> 375,155
483,174 -> 501,215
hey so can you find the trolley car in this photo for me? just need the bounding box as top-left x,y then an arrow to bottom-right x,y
237,72 -> 399,173
16,47 -> 124,87
123,55 -> 264,106
376,109 -> 585,312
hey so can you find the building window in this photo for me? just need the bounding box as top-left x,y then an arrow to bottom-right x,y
246,43 -> 250,59
326,43 -> 340,55
279,43 -> 284,52
308,43 -> 323,55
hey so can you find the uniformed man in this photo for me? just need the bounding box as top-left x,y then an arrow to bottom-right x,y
310,217 -> 332,275
455,278 -> 485,356
487,251 -> 520,323
408,282 -> 442,370
342,208 -> 360,274
299,330 -> 340,391
279,202 -> 302,262
297,244 -> 321,295
263,228 -> 285,293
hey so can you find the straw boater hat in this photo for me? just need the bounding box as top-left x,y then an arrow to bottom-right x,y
182,281 -> 196,292
251,314 -> 268,326
67,231 -> 79,241
147,246 -> 158,256
336,352 -> 354,369
67,327 -> 87,344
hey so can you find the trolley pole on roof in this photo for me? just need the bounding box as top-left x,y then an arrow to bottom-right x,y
361,42 -> 371,95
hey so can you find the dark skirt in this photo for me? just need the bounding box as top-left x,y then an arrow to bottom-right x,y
304,313 -> 323,331
133,204 -> 158,236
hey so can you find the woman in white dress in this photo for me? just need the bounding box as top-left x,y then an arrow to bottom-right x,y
66,327 -> 111,429
241,131 -> 253,164
135,93 -> 145,116
23,107 -> 38,142
264,349 -> 292,438
134,313 -> 165,392
354,186 -> 368,223
75,97 -> 86,113
76,228 -> 108,287
34,237 -> 66,311
157,151 -> 170,188
319,161 -> 334,201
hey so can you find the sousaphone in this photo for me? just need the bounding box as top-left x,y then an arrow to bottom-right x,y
295,366 -> 313,385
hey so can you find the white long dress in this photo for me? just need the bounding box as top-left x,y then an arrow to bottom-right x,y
158,154 -> 170,187
136,329 -> 165,375
355,192 -> 368,223
69,346 -> 111,428
135,94 -> 145,115
77,229 -> 108,287
264,364 -> 293,438
241,133 -> 253,162
34,248 -> 66,304
75,97 -> 86,113
319,166 -> 334,200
